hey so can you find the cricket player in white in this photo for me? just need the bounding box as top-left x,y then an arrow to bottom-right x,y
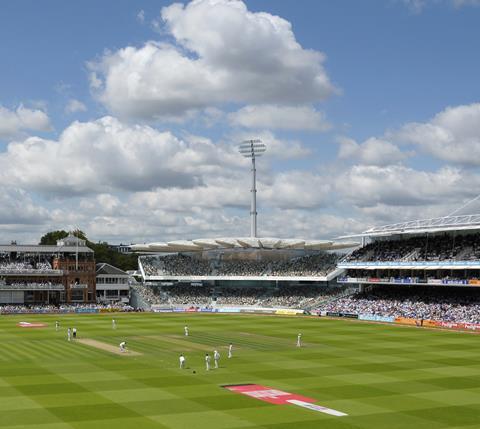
55,321 -> 59,331
184,325 -> 189,336
228,343 -> 233,359
112,319 -> 116,329
297,333 -> 302,347
119,341 -> 126,352
72,327 -> 77,339
67,328 -> 71,342
179,354 -> 186,369
214,350 -> 220,369
205,353 -> 211,371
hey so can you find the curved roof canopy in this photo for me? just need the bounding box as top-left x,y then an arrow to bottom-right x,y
131,237 -> 358,253
338,214 -> 480,239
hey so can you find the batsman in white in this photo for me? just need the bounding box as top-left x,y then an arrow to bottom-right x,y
214,350 -> 220,369
205,353 -> 211,371
179,354 -> 186,369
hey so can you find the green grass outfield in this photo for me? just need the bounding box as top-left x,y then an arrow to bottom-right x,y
1,313 -> 480,429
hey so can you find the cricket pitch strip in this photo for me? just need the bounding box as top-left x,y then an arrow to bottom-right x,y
77,338 -> 142,356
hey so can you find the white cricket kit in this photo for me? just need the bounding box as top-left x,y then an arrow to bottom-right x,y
119,341 -> 126,352
205,355 -> 211,370
179,356 -> 186,368
112,320 -> 116,329
214,351 -> 220,368
228,344 -> 233,358
184,326 -> 189,336
297,334 -> 302,347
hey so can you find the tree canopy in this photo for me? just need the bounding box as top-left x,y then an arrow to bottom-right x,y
39,230 -> 138,272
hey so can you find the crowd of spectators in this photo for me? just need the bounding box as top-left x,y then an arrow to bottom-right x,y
346,233 -> 480,263
215,288 -> 264,305
270,253 -> 338,276
140,252 -> 339,278
142,255 -> 210,276
133,283 -> 346,309
0,303 -> 136,314
320,286 -> 480,324
0,258 -> 54,273
216,261 -> 268,276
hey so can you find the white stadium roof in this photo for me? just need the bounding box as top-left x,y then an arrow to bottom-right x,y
131,237 -> 359,253
338,214 -> 480,239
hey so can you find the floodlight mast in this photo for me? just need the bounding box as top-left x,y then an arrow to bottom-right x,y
238,139 -> 266,238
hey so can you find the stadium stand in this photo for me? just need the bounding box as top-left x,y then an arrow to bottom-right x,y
132,283 -> 349,309
345,232 -> 480,262
140,252 -> 339,278
320,285 -> 480,324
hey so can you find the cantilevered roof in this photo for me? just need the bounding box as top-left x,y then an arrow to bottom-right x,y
131,237 -> 358,253
338,214 -> 480,239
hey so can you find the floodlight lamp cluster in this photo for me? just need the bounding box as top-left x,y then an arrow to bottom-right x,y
238,139 -> 267,158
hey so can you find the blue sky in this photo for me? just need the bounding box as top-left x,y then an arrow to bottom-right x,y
0,0 -> 479,243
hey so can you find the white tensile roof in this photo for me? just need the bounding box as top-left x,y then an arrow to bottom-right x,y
130,237 -> 359,253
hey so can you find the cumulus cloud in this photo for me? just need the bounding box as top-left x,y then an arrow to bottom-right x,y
229,104 -> 331,131
89,0 -> 334,120
338,136 -> 411,165
0,116 -> 244,196
335,164 -> 478,208
392,103 -> 480,165
65,99 -> 87,114
0,104 -> 51,139
0,187 -> 50,225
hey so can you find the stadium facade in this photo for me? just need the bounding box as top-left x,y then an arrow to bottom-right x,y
337,214 -> 480,288
0,234 -> 96,304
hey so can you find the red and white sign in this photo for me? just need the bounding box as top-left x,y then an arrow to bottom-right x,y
17,322 -> 48,328
223,384 -> 347,416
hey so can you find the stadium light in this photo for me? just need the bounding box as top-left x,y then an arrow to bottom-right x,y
238,139 -> 267,238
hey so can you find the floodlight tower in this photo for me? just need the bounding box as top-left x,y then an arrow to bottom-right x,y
238,139 -> 267,238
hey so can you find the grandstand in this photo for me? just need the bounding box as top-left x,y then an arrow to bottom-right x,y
130,215 -> 480,325
0,233 -> 96,305
337,214 -> 480,287
131,237 -> 357,311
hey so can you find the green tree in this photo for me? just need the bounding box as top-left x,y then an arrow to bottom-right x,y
39,230 -> 138,271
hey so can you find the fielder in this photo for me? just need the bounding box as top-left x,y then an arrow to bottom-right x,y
205,353 -> 211,371
67,328 -> 71,342
112,319 -> 117,329
179,354 -> 186,369
214,350 -> 220,369
184,325 -> 189,336
228,343 -> 233,359
297,333 -> 302,347
55,321 -> 59,331
119,341 -> 127,353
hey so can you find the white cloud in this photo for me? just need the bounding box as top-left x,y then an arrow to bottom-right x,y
65,99 -> 87,114
392,103 -> 480,165
0,116 -> 244,196
0,187 -> 50,225
401,0 -> 428,13
453,0 -> 480,7
230,104 -> 330,131
338,136 -> 410,165
335,164 -> 478,208
137,9 -> 145,23
89,0 -> 334,120
0,104 -> 51,139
